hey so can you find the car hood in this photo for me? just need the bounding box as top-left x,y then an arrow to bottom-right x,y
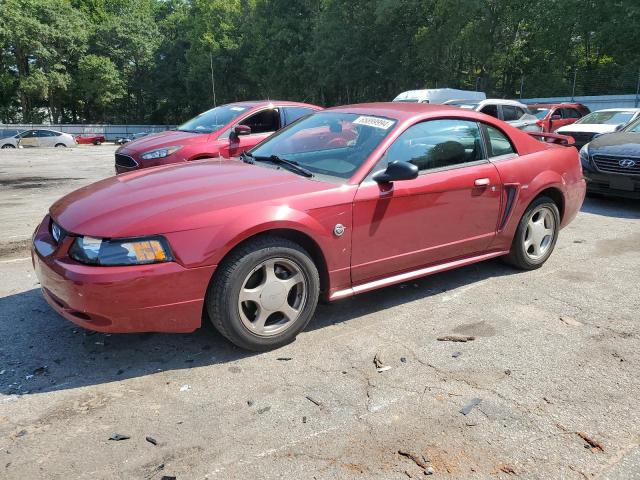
556,123 -> 618,134
116,130 -> 215,155
50,160 -> 335,238
587,132 -> 640,156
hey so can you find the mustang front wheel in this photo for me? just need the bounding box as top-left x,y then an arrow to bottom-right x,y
505,195 -> 560,270
207,236 -> 320,351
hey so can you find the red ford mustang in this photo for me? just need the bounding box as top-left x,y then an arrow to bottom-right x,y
114,100 -> 321,173
32,103 -> 585,351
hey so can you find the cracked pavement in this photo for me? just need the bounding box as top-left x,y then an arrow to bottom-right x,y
0,146 -> 639,479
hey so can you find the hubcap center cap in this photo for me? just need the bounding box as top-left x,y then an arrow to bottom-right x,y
260,282 -> 287,310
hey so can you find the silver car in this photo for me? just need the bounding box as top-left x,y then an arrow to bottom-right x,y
0,129 -> 76,149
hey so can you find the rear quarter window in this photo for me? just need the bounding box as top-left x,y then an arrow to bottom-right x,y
485,125 -> 516,157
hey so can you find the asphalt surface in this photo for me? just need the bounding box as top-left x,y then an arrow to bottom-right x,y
0,146 -> 639,479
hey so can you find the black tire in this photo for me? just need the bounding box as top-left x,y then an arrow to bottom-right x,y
206,236 -> 320,351
55,143 -> 66,148
504,195 -> 560,270
1,144 -> 16,149
93,140 -> 101,145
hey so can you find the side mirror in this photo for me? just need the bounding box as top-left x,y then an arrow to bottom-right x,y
372,161 -> 419,184
232,125 -> 251,138
614,123 -> 624,132
550,115 -> 561,121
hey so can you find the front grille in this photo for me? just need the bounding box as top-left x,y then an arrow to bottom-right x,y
115,153 -> 138,169
593,155 -> 640,176
565,132 -> 595,148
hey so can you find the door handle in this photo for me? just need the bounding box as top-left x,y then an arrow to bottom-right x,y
474,178 -> 490,187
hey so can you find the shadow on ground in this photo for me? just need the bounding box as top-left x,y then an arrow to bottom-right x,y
580,194 -> 640,219
0,259 -> 517,396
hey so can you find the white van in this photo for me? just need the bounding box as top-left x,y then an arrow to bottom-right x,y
392,88 -> 486,105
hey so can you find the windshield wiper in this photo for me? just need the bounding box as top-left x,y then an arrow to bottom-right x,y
240,151 -> 254,164
246,153 -> 314,178
176,129 -> 209,133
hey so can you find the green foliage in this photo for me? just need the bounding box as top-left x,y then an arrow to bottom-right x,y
0,0 -> 638,123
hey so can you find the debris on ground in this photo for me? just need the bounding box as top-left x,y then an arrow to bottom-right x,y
397,449 -> 429,470
460,398 -> 482,415
247,400 -> 254,407
276,357 -> 292,361
257,406 -> 271,414
425,466 -> 434,475
560,315 -> 583,326
145,436 -> 158,446
577,432 -> 604,452
305,395 -> 321,407
109,434 -> 130,441
504,369 -> 512,376
179,384 -> 191,392
373,353 -> 392,372
498,464 -> 517,474
373,353 -> 384,369
160,476 -> 176,480
452,351 -> 461,358
32,366 -> 47,376
437,335 -> 475,342
302,416 -> 307,423
400,357 -> 407,363
556,423 -> 604,452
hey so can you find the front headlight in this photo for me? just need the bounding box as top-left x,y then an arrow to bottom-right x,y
579,144 -> 590,168
140,145 -> 182,160
69,236 -> 173,266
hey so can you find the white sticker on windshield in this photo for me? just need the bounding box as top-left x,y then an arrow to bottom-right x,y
230,107 -> 246,111
353,116 -> 394,130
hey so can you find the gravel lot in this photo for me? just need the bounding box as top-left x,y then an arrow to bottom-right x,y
1,146 -> 639,479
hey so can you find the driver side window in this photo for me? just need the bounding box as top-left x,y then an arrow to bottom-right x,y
381,119 -> 485,172
240,109 -> 280,134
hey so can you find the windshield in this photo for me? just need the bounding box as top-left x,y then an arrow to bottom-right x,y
623,117 -> 640,133
449,101 -> 478,109
177,104 -> 250,133
249,112 -> 397,181
577,111 -> 634,125
394,99 -> 420,103
531,108 -> 550,119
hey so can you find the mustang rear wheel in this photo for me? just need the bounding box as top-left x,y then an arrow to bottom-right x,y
206,236 -> 320,351
505,195 -> 560,270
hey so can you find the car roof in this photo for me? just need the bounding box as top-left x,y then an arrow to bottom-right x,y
590,108 -> 640,112
528,103 -> 584,108
325,102 -> 467,121
478,99 -> 527,107
227,100 -> 320,109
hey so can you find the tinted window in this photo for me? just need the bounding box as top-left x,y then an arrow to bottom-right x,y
382,119 -> 484,172
37,130 -> 57,137
480,104 -> 498,118
18,130 -> 36,138
502,105 -> 521,121
283,107 -> 315,125
563,108 -> 581,119
240,108 -> 280,134
486,125 -> 515,157
177,104 -> 250,133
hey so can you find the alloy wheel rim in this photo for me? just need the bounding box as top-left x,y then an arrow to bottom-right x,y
524,206 -> 555,260
237,257 -> 308,337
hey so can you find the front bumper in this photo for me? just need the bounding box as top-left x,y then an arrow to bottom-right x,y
32,216 -> 216,333
583,171 -> 640,199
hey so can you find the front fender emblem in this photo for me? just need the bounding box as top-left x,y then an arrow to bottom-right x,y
334,224 -> 345,237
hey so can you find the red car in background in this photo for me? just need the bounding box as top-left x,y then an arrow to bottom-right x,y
528,103 -> 590,133
115,100 -> 321,173
33,103 -> 585,351
75,133 -> 106,145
